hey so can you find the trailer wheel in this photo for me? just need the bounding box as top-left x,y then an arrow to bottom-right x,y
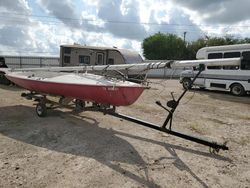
36,103 -> 47,117
75,99 -> 85,111
230,83 -> 245,96
182,78 -> 192,90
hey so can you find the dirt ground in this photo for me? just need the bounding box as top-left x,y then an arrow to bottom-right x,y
0,79 -> 249,188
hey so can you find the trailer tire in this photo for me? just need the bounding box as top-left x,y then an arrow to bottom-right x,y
36,103 -> 47,117
182,78 -> 192,90
75,99 -> 85,112
230,83 -> 245,96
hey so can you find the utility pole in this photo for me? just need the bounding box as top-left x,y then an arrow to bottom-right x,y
183,31 -> 187,43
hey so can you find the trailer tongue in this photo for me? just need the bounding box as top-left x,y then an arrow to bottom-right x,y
107,64 -> 228,152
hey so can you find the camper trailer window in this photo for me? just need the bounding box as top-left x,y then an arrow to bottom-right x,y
64,48 -> 71,54
224,52 -> 241,58
79,55 -> 90,65
208,53 -> 223,59
241,51 -> 250,70
64,56 -> 70,64
222,52 -> 241,70
108,58 -> 114,65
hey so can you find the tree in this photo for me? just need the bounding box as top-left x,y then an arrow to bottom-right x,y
142,33 -> 187,60
185,38 -> 207,59
142,33 -> 250,60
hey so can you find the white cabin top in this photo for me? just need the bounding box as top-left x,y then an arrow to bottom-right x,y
196,43 -> 250,59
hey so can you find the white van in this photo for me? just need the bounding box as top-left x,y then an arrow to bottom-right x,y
180,44 -> 250,96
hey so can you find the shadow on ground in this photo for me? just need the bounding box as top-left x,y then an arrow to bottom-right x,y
0,84 -> 24,92
0,105 -> 232,188
188,88 -> 250,104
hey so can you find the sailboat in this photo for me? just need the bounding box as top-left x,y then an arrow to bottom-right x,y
3,62 -> 170,106
2,58 -> 240,106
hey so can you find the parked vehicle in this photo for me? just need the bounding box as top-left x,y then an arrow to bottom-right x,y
180,44 -> 250,96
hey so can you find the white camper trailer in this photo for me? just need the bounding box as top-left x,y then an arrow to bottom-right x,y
180,44 -> 250,96
60,44 -> 143,67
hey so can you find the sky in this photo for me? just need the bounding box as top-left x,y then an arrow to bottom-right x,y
0,0 -> 250,57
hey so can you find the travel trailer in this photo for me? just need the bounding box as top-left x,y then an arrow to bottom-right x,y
180,44 -> 250,96
59,44 -> 143,66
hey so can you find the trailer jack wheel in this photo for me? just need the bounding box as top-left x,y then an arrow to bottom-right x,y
209,147 -> 220,154
36,102 -> 47,117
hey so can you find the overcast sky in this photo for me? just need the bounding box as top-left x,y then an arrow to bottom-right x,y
0,0 -> 250,56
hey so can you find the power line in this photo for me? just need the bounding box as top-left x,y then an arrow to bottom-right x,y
1,11 -> 250,28
1,12 -> 245,39
0,16 -> 228,35
0,11 -> 246,44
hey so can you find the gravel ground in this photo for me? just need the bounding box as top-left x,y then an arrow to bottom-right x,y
0,80 -> 249,188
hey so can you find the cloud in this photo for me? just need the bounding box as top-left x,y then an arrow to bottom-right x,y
0,0 -> 32,27
173,0 -> 250,24
38,0 -> 147,40
1,0 -> 250,57
0,0 -> 30,13
38,0 -> 81,28
0,23 -> 62,56
0,26 -> 30,47
146,8 -> 203,41
98,0 -> 147,40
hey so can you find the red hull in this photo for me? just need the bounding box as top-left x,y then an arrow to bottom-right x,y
6,75 -> 144,106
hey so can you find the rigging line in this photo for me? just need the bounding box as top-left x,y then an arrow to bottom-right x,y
147,67 -> 196,107
155,68 -> 178,97
145,68 -> 173,99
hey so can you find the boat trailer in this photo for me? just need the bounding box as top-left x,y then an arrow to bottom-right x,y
21,64 -> 228,152
108,64 -> 228,152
